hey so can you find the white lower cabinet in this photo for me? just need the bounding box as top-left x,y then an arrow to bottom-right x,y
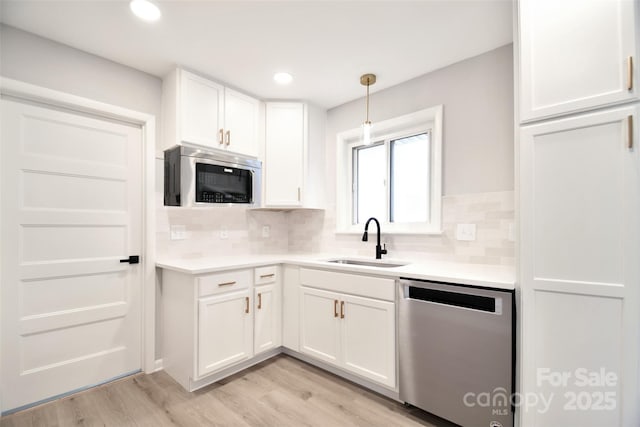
340,293 -> 395,388
254,283 -> 280,355
198,289 -> 252,377
300,287 -> 341,365
299,268 -> 396,389
162,266 -> 280,391
163,264 -> 396,392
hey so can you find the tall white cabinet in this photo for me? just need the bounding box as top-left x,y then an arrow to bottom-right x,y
517,1 -> 640,426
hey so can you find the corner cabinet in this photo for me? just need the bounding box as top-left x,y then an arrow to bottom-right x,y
162,68 -> 260,157
518,0 -> 638,122
298,269 -> 396,389
161,266 -> 280,391
263,102 -> 325,208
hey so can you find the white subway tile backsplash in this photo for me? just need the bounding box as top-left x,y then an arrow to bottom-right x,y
287,190 -> 514,266
156,189 -> 514,266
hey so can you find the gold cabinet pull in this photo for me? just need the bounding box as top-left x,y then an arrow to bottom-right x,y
245,296 -> 250,314
340,301 -> 345,319
218,281 -> 236,287
628,56 -> 634,91
218,128 -> 224,145
628,115 -> 634,149
334,300 -> 339,318
258,293 -> 262,310
260,273 -> 275,279
297,187 -> 301,202
225,130 -> 231,146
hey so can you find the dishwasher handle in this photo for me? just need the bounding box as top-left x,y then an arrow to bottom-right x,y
406,285 -> 500,314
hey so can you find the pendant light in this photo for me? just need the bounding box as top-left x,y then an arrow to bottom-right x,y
360,73 -> 376,145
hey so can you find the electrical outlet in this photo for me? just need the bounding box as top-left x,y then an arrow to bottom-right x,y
220,226 -> 229,240
262,225 -> 270,238
456,223 -> 476,241
170,225 -> 186,240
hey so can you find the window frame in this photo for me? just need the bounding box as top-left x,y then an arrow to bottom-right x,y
336,105 -> 443,235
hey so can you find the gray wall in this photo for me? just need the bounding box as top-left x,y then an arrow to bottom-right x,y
0,24 -> 162,125
326,44 -> 514,195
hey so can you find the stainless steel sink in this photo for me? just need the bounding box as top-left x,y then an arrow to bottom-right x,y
327,259 -> 407,268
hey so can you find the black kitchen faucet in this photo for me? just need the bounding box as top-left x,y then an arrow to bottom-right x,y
362,217 -> 387,259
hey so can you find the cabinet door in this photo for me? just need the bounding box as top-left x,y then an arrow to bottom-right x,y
265,102 -> 305,206
299,287 -> 340,366
223,88 -> 260,157
520,106 -> 639,426
519,0 -> 637,122
197,289 -> 252,378
180,70 -> 225,148
340,294 -> 396,388
282,265 -> 300,351
254,284 -> 281,355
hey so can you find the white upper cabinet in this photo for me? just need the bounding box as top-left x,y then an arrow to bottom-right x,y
224,88 -> 260,157
518,0 -> 637,122
179,71 -> 224,148
163,68 -> 260,157
264,102 -> 325,208
265,102 -> 305,207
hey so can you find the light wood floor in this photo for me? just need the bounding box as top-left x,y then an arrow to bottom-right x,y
0,355 -> 457,427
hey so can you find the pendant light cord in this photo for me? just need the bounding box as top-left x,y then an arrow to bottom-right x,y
365,80 -> 370,123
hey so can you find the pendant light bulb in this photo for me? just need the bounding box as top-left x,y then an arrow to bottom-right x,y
360,73 -> 376,146
362,121 -> 372,145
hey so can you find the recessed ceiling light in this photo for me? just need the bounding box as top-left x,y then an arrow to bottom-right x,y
130,0 -> 161,22
273,72 -> 293,85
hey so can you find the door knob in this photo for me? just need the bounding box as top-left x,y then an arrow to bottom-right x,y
120,255 -> 140,264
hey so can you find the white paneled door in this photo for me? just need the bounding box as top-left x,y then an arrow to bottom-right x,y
1,99 -> 143,412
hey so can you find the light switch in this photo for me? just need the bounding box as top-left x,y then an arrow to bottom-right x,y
262,225 -> 270,238
220,226 -> 229,240
456,223 -> 476,241
170,225 -> 187,240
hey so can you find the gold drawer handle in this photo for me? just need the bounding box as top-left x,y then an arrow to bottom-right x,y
218,128 -> 224,145
218,281 -> 236,287
260,273 -> 275,279
340,301 -> 345,319
258,293 -> 262,310
245,297 -> 250,314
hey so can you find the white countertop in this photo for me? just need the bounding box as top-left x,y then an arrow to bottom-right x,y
156,253 -> 515,290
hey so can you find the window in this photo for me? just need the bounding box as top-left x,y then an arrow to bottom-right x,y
337,106 -> 443,234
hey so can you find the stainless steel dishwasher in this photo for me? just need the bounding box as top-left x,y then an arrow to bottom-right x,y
398,278 -> 515,427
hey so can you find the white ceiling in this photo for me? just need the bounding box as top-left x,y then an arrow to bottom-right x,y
0,0 -> 513,109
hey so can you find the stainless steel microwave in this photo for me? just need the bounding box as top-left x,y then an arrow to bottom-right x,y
164,145 -> 262,207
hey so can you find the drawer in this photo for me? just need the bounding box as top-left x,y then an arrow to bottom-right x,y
299,268 -> 395,301
254,265 -> 278,285
198,270 -> 251,297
